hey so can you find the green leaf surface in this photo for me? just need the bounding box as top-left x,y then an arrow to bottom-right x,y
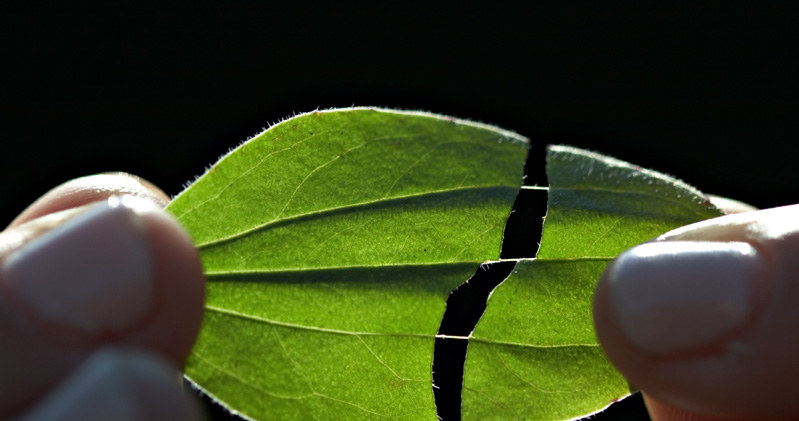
461,145 -> 723,420
166,108 -> 529,420
169,110 -> 723,420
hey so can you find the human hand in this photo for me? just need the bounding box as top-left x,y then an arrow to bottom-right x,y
595,199 -> 799,420
0,174 -> 205,420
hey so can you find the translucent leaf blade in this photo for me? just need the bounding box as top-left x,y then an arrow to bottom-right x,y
166,108 -> 529,420
462,145 -> 724,420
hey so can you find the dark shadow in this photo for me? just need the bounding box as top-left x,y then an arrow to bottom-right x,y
185,378 -> 248,421
432,261 -> 516,421
586,393 -> 651,421
433,143 -> 548,420
501,141 -> 548,260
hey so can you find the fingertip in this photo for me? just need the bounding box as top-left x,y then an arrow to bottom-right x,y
601,241 -> 764,357
643,394 -> 734,421
9,173 -> 170,229
595,206 -> 799,420
0,196 -> 205,417
706,195 -> 757,215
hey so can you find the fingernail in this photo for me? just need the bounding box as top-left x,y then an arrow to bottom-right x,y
605,241 -> 767,356
1,196 -> 154,335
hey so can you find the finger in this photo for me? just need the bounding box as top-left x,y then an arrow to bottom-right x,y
594,204 -> 799,420
8,173 -> 170,229
0,196 -> 204,418
706,195 -> 757,215
642,394 -> 733,421
15,348 -> 201,421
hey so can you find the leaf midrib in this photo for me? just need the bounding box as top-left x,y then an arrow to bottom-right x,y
208,306 -> 599,349
204,255 -> 612,352
202,257 -> 614,277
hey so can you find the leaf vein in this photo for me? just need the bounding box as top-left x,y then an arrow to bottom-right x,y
192,351 -> 390,418
355,336 -> 427,384
382,140 -> 490,198
278,141 -> 369,217
271,328 -> 316,392
195,185 -> 517,249
492,346 -> 577,394
582,216 -> 625,254
203,261 -> 482,278
173,130 -> 329,220
190,351 -> 316,401
205,305 -> 437,338
469,336 -> 600,350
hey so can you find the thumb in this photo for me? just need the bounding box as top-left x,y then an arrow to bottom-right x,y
0,185 -> 204,418
594,204 -> 799,421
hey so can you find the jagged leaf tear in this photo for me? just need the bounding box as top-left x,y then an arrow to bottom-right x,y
461,145 -> 723,420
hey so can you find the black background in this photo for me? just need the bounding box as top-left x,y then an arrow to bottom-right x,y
3,2 -> 797,420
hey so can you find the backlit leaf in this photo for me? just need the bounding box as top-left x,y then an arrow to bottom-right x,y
168,109 -> 723,420
166,108 -> 529,420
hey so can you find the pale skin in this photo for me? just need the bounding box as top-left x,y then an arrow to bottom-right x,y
0,173 -> 795,420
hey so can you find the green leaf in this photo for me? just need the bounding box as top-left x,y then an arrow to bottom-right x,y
461,145 -> 723,420
166,108 -> 529,420
169,109 -> 724,420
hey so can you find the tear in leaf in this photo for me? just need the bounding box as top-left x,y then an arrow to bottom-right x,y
460,145 -> 722,420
